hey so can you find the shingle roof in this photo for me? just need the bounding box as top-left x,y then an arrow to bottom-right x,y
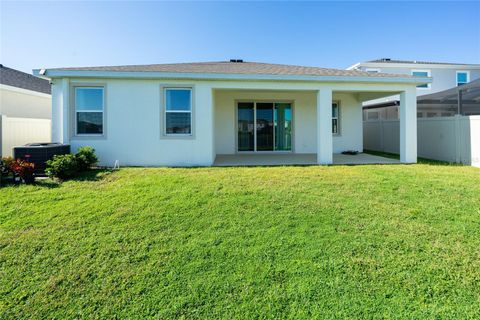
368,58 -> 480,66
49,61 -> 414,78
0,64 -> 51,94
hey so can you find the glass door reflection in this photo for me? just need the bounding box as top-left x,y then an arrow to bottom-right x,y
237,102 -> 292,152
237,102 -> 254,151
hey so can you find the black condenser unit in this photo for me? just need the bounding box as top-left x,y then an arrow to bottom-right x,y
13,143 -> 70,175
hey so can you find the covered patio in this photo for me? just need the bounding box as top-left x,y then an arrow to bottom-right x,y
213,83 -> 419,166
214,153 -> 400,166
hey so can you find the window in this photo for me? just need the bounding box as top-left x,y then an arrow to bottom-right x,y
456,71 -> 469,86
164,88 -> 192,135
411,70 -> 430,89
332,102 -> 340,134
417,112 -> 424,118
75,87 -> 104,135
365,68 -> 381,73
237,101 -> 292,152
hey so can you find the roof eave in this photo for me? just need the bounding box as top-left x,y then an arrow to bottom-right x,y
357,62 -> 480,69
33,69 -> 431,85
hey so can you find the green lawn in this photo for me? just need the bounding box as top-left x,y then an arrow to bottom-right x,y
1,164 -> 480,319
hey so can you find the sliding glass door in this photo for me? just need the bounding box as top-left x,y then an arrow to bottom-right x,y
237,102 -> 255,151
274,103 -> 292,151
256,103 -> 274,151
237,102 -> 292,152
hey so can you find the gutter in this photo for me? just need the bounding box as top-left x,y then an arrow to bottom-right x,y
363,100 -> 400,109
346,63 -> 361,70
355,62 -> 480,70
32,69 -> 432,85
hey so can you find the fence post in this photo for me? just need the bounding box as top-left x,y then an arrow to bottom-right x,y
0,115 -> 4,157
454,115 -> 462,163
380,119 -> 384,152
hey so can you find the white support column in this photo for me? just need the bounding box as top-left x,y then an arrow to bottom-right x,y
211,88 -> 216,163
0,115 -> 5,156
399,87 -> 417,163
317,88 -> 333,164
61,78 -> 70,143
51,78 -> 69,143
193,84 -> 215,166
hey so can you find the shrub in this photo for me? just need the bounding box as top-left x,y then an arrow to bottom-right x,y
45,146 -> 98,180
75,146 -> 98,171
1,157 -> 14,175
1,157 -> 15,184
45,154 -> 78,180
10,159 -> 35,184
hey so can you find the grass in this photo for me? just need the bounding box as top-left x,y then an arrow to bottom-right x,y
363,149 -> 458,165
1,164 -> 480,319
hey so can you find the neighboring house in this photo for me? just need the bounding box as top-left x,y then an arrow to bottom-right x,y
0,65 -> 51,119
0,65 -> 52,156
34,60 -> 428,167
356,60 -> 480,167
347,59 -> 480,120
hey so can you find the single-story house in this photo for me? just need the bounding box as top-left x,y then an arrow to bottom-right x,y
0,64 -> 52,156
34,60 -> 429,166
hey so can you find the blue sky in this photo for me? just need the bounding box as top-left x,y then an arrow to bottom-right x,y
1,1 -> 479,73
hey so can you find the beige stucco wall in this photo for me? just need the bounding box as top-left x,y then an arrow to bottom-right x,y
0,86 -> 51,119
214,90 -> 363,154
54,78 -> 215,166
50,77 -> 417,166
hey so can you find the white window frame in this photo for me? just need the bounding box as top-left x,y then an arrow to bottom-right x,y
365,68 -> 381,73
164,87 -> 193,136
332,101 -> 340,135
411,69 -> 431,89
456,70 -> 470,86
74,86 -> 105,136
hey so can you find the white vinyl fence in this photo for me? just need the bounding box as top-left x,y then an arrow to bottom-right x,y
363,115 -> 480,167
0,115 -> 51,157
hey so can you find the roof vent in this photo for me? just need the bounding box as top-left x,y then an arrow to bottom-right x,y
229,59 -> 244,63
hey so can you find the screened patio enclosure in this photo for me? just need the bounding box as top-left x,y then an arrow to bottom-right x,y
363,79 -> 480,119
417,78 -> 480,116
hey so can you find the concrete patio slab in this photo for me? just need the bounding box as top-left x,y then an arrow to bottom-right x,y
214,153 -> 400,166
